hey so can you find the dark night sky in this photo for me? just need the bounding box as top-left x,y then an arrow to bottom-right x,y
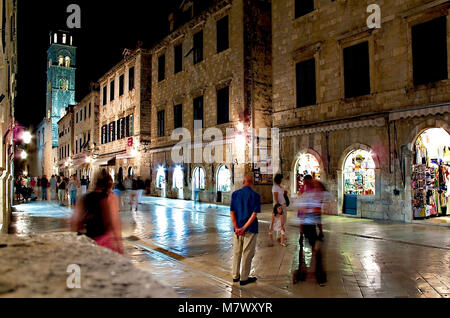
16,0 -> 179,128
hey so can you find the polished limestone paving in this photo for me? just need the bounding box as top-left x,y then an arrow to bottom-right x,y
11,196 -> 450,298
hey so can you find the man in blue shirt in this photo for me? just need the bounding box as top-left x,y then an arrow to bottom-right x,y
230,174 -> 261,286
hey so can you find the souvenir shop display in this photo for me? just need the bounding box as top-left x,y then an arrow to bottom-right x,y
295,154 -> 321,191
343,150 -> 376,196
412,129 -> 450,219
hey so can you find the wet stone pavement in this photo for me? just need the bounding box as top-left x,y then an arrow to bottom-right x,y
11,196 -> 450,298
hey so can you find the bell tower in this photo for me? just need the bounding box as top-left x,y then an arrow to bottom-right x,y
46,30 -> 76,148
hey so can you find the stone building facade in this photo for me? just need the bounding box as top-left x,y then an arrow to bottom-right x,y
272,0 -> 450,221
95,48 -> 152,184
57,105 -> 74,177
71,87 -> 100,185
148,0 -> 273,204
0,0 -> 17,232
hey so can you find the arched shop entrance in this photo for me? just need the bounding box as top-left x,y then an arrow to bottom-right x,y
128,167 -> 134,179
293,153 -> 321,194
173,166 -> 184,199
192,167 -> 206,201
343,149 -> 376,215
118,167 -> 124,184
216,165 -> 232,203
109,168 -> 115,183
411,128 -> 450,219
156,166 -> 166,198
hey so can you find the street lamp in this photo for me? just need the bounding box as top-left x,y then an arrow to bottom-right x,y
20,150 -> 27,160
85,156 -> 92,164
22,131 -> 32,144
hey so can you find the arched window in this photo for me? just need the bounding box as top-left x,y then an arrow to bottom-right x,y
216,165 -> 231,192
193,167 -> 205,190
59,78 -> 69,90
65,56 -> 71,67
58,55 -> 64,66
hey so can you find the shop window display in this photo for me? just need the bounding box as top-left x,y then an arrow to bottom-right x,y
343,150 -> 376,195
173,166 -> 184,190
217,165 -> 232,192
193,167 -> 206,191
412,128 -> 450,219
295,154 -> 321,193
156,167 -> 166,189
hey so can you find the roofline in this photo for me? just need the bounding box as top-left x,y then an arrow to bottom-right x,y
97,48 -> 151,84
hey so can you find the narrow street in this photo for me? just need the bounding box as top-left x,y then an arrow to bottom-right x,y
11,196 -> 450,298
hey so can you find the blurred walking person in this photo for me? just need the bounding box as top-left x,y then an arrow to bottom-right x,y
80,176 -> 88,195
57,176 -> 67,206
50,175 -> 57,201
41,175 -> 49,201
68,175 -> 80,207
230,174 -> 261,286
292,175 -> 327,286
136,177 -> 145,208
71,170 -> 123,254
130,177 -> 138,211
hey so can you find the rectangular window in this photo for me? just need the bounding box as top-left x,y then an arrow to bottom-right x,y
174,44 -> 183,74
80,109 -> 83,121
193,96 -> 204,127
119,74 -> 124,96
76,112 -> 78,123
129,67 -> 135,90
295,0 -> 314,19
103,86 -> 107,105
102,125 -> 107,144
75,140 -> 78,154
116,119 -> 121,140
110,80 -> 115,101
217,15 -> 229,53
217,86 -> 229,125
174,104 -> 183,129
125,116 -> 130,137
158,54 -> 165,82
120,118 -> 125,139
157,110 -> 165,137
110,122 -> 116,142
343,41 -> 371,98
84,106 -> 87,120
193,30 -> 203,64
296,58 -> 317,108
412,16 -> 448,86
130,114 -> 134,136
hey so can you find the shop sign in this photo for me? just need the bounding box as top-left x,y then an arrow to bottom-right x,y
127,137 -> 133,147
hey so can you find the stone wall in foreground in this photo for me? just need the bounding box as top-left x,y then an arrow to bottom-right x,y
0,233 -> 176,298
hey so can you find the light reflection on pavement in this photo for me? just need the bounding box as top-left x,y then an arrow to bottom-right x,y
11,196 -> 450,298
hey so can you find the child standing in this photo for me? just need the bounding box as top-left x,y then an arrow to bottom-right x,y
269,204 -> 287,247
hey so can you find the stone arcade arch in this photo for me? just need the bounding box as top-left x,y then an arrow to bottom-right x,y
290,149 -> 325,196
410,125 -> 450,220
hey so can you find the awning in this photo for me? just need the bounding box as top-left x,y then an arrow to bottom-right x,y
389,104 -> 450,121
116,152 -> 136,160
281,118 -> 385,138
94,156 -> 116,166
